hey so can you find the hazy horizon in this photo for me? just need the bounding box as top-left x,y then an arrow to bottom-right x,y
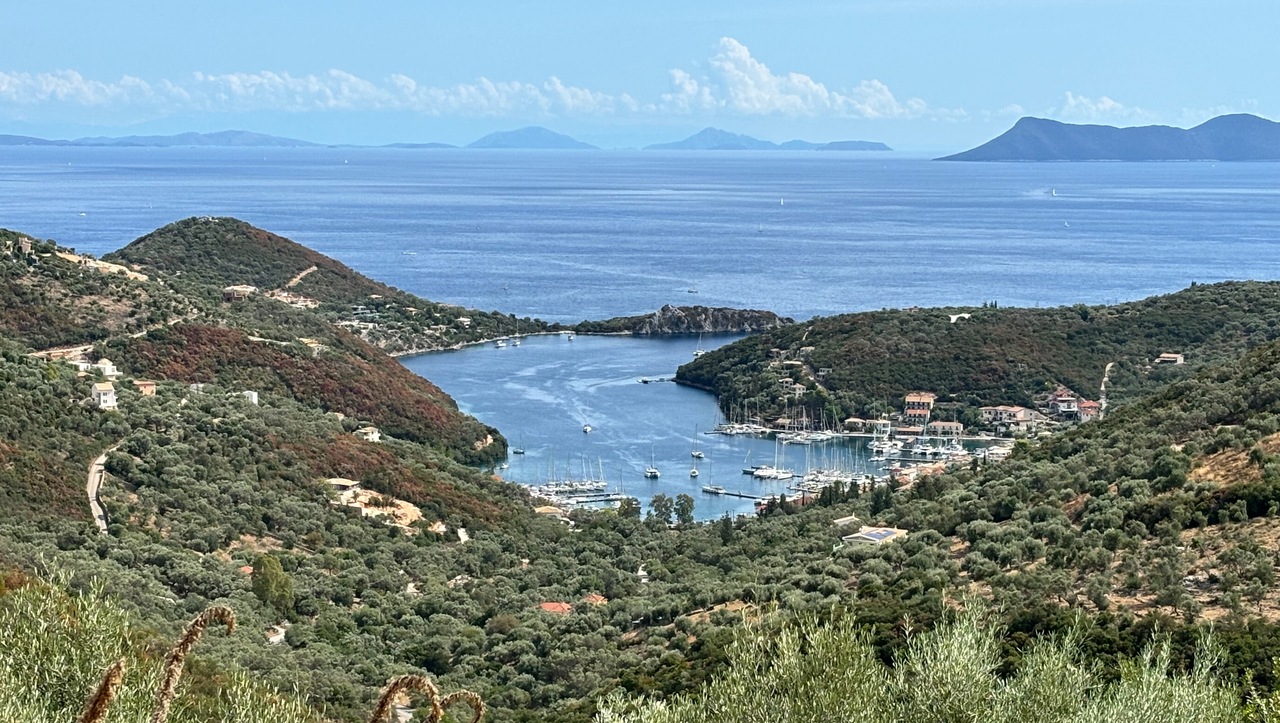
2,1 -> 1275,152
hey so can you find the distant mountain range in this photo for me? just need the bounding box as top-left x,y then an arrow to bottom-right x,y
0,125 -> 894,151
645,127 -> 891,151
0,130 -> 320,148
940,114 -> 1280,161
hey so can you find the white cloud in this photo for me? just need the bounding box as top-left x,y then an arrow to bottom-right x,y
1052,92 -> 1149,123
658,69 -> 716,114
670,37 -> 943,119
0,38 -> 957,122
0,70 -> 165,106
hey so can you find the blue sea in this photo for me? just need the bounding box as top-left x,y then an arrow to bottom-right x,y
3,147 -> 1279,517
4,147 -> 1280,322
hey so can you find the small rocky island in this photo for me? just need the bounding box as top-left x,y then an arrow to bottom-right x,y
572,304 -> 793,335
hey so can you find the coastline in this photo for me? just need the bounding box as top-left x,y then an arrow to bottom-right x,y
391,328 -> 749,359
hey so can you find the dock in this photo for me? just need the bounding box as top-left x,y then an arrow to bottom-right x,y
700,487 -> 763,500
559,492 -> 629,505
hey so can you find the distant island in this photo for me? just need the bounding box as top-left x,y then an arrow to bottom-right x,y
645,127 -> 891,151
0,130 -> 320,148
465,126 -> 597,150
0,125 -> 895,152
940,113 -> 1280,161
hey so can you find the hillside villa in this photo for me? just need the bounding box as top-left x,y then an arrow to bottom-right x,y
355,426 -> 382,443
222,285 -> 258,302
841,526 -> 908,546
91,382 -> 117,411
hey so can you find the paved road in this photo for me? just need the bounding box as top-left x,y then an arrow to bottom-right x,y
86,445 -> 120,534
1099,361 -> 1115,419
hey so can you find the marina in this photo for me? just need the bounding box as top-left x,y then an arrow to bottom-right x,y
405,333 -> 1009,519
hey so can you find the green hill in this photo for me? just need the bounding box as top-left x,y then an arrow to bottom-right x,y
15,219 -> 1280,721
107,216 -> 556,355
0,222 -> 510,465
0,230 -> 190,349
677,281 -> 1280,424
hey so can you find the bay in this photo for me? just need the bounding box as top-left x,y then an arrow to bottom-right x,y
3,147 -> 1277,518
403,332 -> 891,520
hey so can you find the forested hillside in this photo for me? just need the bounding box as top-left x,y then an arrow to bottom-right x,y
12,219 -> 1280,721
12,327 -> 1280,720
0,230 -> 191,349
106,216 -> 556,354
678,281 -> 1280,422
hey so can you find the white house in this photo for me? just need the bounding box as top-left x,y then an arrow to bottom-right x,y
241,390 -> 259,405
355,426 -> 382,443
94,359 -> 122,380
91,382 -> 117,410
841,526 -> 908,546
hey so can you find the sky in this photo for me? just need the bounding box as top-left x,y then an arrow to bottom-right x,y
0,0 -> 1274,152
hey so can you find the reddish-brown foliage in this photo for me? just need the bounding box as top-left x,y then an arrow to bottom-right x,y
114,325 -> 500,463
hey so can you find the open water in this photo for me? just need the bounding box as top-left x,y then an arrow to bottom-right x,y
3,148 -> 1279,517
3,148 -> 1280,322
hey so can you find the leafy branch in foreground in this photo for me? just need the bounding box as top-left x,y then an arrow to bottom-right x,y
596,604 -> 1248,723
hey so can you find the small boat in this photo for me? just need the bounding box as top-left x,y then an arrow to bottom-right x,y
582,424 -> 593,434
512,447 -> 525,455
639,377 -> 651,384
693,333 -> 706,358
691,450 -> 705,459
689,468 -> 699,478
566,334 -> 575,341
702,485 -> 725,495
498,462 -> 509,470
644,450 -> 660,478
495,339 -> 506,348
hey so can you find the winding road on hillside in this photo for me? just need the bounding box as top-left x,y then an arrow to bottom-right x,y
1099,361 -> 1115,419
86,444 -> 121,534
